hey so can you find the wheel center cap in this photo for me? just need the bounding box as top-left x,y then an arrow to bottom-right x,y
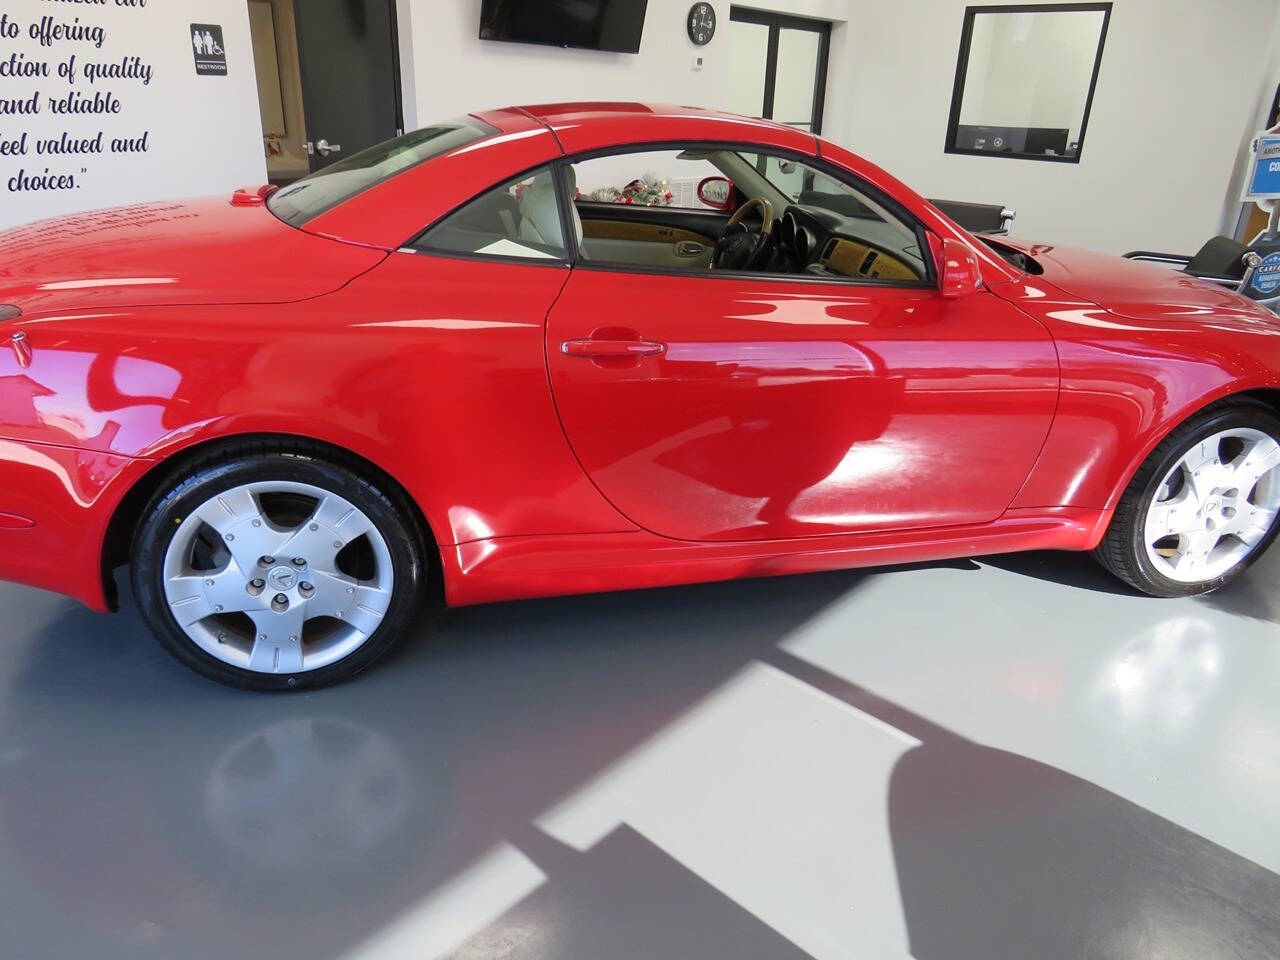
267,566 -> 298,592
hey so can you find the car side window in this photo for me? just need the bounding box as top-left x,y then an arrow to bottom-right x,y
564,146 -> 929,284
734,152 -> 928,281
572,150 -> 726,209
411,166 -> 567,261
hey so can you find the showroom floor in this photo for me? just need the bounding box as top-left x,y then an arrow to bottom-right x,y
0,546 -> 1277,959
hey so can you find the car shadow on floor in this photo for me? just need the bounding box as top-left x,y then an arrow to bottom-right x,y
2,553 -> 1276,959
982,547 -> 1280,625
980,549 -> 1148,596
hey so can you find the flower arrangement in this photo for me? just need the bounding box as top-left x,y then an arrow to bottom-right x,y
588,173 -> 676,206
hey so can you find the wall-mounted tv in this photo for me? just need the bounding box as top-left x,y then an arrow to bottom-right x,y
479,0 -> 649,55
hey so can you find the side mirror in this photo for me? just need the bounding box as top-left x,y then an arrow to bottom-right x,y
697,176 -> 734,212
939,237 -> 984,298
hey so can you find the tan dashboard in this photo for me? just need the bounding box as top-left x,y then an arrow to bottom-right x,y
818,238 -> 920,281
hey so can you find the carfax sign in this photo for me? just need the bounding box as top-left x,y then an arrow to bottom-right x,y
1252,251 -> 1280,297
1244,133 -> 1280,201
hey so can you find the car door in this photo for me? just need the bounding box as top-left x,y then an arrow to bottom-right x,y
544,266 -> 1060,543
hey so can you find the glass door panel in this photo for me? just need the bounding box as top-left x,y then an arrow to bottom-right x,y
773,27 -> 822,130
723,18 -> 770,118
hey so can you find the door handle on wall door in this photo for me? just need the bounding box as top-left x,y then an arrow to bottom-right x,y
316,139 -> 342,157
561,339 -> 667,358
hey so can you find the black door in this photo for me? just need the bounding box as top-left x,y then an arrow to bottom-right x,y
294,0 -> 403,171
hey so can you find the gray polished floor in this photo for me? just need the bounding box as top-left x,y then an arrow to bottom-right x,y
0,546 -> 1277,959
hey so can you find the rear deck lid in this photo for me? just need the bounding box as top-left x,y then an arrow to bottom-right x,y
0,194 -> 385,314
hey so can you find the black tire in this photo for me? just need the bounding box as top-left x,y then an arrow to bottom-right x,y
131,441 -> 427,691
1094,397 -> 1280,597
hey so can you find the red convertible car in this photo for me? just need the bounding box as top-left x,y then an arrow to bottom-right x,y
2,102 -> 1279,689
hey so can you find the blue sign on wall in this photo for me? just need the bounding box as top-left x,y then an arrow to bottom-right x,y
1253,251 -> 1280,296
1246,135 -> 1280,200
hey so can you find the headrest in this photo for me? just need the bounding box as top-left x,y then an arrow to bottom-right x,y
518,175 -> 563,249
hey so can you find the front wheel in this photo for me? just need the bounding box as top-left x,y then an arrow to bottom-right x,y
1094,398 -> 1280,596
131,445 -> 426,690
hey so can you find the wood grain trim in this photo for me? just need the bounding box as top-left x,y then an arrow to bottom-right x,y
820,239 -> 920,281
580,220 -> 715,245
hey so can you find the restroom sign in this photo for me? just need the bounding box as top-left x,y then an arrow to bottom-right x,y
1243,133 -> 1280,201
190,24 -> 227,77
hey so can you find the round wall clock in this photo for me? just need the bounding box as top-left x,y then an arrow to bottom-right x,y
687,3 -> 717,45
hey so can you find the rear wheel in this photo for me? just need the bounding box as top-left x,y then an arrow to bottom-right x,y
132,445 -> 425,690
1094,398 -> 1280,596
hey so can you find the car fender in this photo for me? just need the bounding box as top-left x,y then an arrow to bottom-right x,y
998,278 -> 1280,520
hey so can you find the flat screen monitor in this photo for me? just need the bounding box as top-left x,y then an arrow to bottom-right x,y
479,0 -> 649,55
1023,127 -> 1070,156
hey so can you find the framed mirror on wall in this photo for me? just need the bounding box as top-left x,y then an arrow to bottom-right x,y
945,2 -> 1112,163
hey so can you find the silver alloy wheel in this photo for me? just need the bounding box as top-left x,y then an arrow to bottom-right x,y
1143,427 -> 1280,583
161,481 -> 394,674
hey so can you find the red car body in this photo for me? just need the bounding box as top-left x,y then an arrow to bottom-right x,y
1,102 -> 1278,614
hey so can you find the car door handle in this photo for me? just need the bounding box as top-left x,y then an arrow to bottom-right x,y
675,240 -> 706,257
561,339 -> 667,358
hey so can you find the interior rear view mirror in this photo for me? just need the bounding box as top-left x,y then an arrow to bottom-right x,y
697,176 -> 734,211
939,237 -> 984,298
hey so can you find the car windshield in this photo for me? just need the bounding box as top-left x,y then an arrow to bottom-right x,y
267,118 -> 496,227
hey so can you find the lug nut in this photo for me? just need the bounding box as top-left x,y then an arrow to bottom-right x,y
291,557 -> 306,567
247,578 -> 265,596
261,556 -> 276,566
272,593 -> 289,612
299,582 -> 314,596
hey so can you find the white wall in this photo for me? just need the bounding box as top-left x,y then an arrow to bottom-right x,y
399,0 -> 1279,256
0,1 -> 266,230
843,0 -> 1280,254
395,0 -> 853,134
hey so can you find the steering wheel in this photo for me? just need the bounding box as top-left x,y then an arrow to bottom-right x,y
712,197 -> 776,271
